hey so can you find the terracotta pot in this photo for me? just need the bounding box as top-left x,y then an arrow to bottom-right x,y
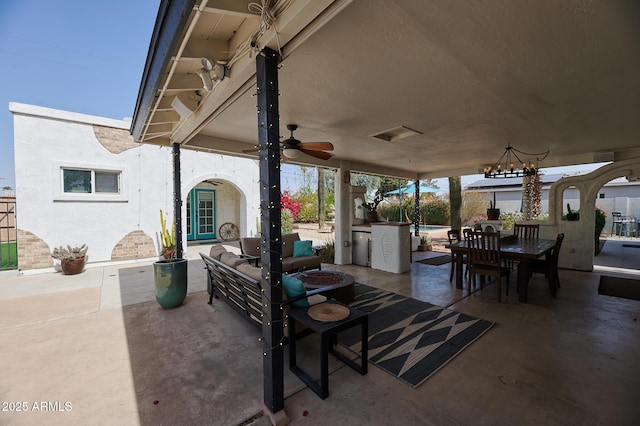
60,258 -> 86,275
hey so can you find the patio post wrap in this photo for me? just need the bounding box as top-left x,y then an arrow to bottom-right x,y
172,143 -> 183,258
256,46 -> 286,416
414,180 -> 420,236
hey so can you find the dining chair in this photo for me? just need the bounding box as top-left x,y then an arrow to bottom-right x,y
508,223 -> 540,270
610,212 -> 622,236
447,230 -> 468,281
529,233 -> 565,297
513,223 -> 540,240
467,231 -> 511,302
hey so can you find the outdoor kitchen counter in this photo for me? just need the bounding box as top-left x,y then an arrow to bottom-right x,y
370,222 -> 411,273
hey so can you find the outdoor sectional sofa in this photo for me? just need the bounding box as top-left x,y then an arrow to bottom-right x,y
240,232 -> 321,273
199,245 -> 330,330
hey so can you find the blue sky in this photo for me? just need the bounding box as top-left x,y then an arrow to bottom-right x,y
0,0 -> 158,190
0,1 -> 602,194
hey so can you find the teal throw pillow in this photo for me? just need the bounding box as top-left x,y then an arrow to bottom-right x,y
293,240 -> 313,257
282,274 -> 309,308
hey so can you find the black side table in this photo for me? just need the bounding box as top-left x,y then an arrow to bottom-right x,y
288,302 -> 368,399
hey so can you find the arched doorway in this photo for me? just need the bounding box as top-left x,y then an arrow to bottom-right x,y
592,174 -> 640,272
186,179 -> 244,242
547,157 -> 640,271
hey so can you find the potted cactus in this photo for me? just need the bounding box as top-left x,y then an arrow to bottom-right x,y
52,244 -> 88,275
565,203 -> 579,221
487,200 -> 501,220
153,210 -> 187,309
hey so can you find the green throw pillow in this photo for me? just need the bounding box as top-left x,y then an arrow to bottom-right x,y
282,274 -> 309,308
293,240 -> 313,257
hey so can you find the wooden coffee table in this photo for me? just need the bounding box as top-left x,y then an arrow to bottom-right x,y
293,271 -> 355,304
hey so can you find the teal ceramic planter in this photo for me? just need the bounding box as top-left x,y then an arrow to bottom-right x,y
153,259 -> 188,309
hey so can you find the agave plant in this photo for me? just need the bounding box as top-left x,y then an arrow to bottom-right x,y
52,244 -> 88,261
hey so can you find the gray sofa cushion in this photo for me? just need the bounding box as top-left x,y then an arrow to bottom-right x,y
282,255 -> 321,273
220,252 -> 248,268
209,245 -> 227,260
240,237 -> 261,257
241,232 -> 320,273
236,263 -> 263,281
282,233 -> 299,258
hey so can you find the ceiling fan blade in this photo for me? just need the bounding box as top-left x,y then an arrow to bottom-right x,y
298,142 -> 334,151
299,148 -> 333,160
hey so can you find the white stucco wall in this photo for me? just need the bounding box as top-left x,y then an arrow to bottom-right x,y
11,103 -> 259,267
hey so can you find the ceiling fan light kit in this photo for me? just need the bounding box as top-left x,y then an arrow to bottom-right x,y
244,124 -> 334,160
282,148 -> 300,158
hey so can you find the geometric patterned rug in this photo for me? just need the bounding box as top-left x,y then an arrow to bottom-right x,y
416,255 -> 451,266
339,284 -> 494,388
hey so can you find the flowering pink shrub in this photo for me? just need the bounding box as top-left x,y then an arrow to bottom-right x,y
281,190 -> 301,221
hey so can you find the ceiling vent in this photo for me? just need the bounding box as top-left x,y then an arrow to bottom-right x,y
593,151 -> 614,162
370,126 -> 422,142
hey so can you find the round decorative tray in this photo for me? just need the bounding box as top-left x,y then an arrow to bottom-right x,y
307,302 -> 350,322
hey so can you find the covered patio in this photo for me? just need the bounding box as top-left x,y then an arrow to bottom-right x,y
126,0 -> 640,423
0,239 -> 638,424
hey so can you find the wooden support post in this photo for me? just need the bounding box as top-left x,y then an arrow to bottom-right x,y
256,46 -> 287,421
172,142 -> 183,258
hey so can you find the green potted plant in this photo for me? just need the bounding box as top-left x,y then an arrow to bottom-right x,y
418,233 -> 432,251
153,210 -> 187,309
52,244 -> 88,275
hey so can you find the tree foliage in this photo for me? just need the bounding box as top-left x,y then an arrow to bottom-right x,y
281,190 -> 301,221
461,191 -> 489,226
281,208 -> 293,234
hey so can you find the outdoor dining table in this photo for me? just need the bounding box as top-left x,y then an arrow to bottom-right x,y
448,237 -> 557,303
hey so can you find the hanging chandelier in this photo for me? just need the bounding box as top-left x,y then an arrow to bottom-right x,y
483,144 -> 549,178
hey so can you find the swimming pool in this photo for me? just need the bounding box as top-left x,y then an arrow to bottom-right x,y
410,225 -> 446,232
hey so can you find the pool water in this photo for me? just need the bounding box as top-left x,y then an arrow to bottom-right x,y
410,225 -> 445,232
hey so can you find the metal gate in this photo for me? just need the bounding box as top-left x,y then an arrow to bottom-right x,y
1,198 -> 17,270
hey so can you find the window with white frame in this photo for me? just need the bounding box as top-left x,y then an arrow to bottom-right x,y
62,168 -> 120,194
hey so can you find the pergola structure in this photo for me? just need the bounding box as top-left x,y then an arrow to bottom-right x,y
131,0 -> 640,422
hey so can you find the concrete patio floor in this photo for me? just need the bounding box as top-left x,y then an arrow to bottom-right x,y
1,238 -> 639,425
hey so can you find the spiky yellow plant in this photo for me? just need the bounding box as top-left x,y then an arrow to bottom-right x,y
159,210 -> 176,258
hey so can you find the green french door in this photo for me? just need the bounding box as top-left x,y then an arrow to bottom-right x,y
186,189 -> 216,241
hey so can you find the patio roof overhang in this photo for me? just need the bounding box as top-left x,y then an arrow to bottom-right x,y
132,0 -> 640,180
129,2 -> 640,420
